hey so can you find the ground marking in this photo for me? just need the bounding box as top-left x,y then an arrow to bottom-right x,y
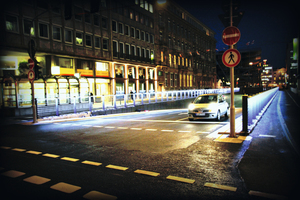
12,148 -> 26,152
0,146 -> 11,150
166,175 -> 195,184
24,175 -> 51,185
178,130 -> 191,133
204,182 -> 237,192
83,125 -> 92,127
134,169 -> 160,177
196,131 -> 210,134
106,164 -> 128,171
117,127 -> 128,129
130,128 -> 142,130
161,130 -> 174,132
61,157 -> 79,162
259,135 -> 276,138
83,191 -> 117,200
82,160 -> 102,166
1,170 -> 25,178
93,125 -> 103,128
145,129 -> 157,131
26,150 -> 42,155
249,190 -> 288,200
50,182 -> 81,194
105,126 -> 115,129
43,153 -> 60,158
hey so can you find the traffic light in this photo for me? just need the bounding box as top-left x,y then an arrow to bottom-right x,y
218,0 -> 244,27
34,61 -> 43,80
64,0 -> 72,20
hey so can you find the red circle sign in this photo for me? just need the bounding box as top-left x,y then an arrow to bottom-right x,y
222,26 -> 241,46
222,49 -> 241,68
28,70 -> 35,81
28,58 -> 34,69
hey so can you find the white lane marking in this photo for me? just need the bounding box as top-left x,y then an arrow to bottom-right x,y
93,126 -> 103,128
196,131 -> 211,134
105,126 -> 115,129
161,130 -> 174,132
178,113 -> 187,115
127,119 -> 227,124
117,127 -> 128,129
178,130 -> 191,133
130,128 -> 142,130
259,135 -> 276,138
145,129 -> 157,131
83,125 -> 92,127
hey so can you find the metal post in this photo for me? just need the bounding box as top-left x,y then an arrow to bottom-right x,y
229,0 -> 236,138
31,80 -> 37,123
55,97 -> 59,116
242,95 -> 248,135
73,96 -> 76,113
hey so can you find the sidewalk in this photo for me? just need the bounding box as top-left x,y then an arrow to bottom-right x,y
238,90 -> 300,199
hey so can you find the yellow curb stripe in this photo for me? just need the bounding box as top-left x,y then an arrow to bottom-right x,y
204,182 -> 237,192
249,190 -> 288,200
43,153 -> 60,158
12,148 -> 26,152
26,150 -> 42,155
61,157 -> 79,162
166,175 -> 195,184
82,160 -> 102,166
106,164 -> 128,171
83,191 -> 117,200
23,175 -> 51,185
0,146 -> 11,150
50,182 -> 81,194
134,169 -> 160,177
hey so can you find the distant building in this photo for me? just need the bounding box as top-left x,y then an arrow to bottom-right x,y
273,68 -> 287,89
261,61 -> 275,89
285,38 -> 299,95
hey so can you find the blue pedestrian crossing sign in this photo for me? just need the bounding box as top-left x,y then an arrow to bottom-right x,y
222,49 -> 241,68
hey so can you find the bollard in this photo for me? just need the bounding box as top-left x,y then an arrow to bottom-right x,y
241,95 -> 248,135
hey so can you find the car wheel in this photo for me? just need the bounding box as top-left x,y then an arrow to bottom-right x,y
216,110 -> 221,121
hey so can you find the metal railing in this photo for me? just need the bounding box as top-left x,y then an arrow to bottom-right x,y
35,88 -> 240,118
242,87 -> 278,134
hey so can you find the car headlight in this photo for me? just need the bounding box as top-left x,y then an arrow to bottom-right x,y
188,104 -> 195,110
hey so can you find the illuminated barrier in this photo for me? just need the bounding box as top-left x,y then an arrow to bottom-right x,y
241,87 -> 278,134
35,88 -> 240,118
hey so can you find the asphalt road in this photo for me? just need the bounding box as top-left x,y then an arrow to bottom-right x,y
0,107 -> 254,200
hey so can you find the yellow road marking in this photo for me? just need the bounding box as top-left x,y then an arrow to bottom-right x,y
106,164 -> 128,171
43,153 -> 60,158
82,160 -> 102,166
26,150 -> 42,155
1,170 -> 25,178
0,146 -> 11,149
61,157 -> 79,162
24,175 -> 51,185
50,182 -> 81,193
204,182 -> 237,192
134,169 -> 160,177
166,175 -> 195,184
83,191 -> 117,200
12,148 -> 26,152
249,190 -> 288,200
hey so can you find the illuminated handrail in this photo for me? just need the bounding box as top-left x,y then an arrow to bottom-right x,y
34,88 -> 240,118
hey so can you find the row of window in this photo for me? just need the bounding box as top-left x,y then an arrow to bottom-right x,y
112,20 -> 154,43
112,41 -> 154,60
164,73 -> 194,88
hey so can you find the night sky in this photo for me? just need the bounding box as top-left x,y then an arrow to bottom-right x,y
173,0 -> 299,69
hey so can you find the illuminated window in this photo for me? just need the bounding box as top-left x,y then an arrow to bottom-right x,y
161,51 -> 164,62
75,32 -> 83,45
23,19 -> 34,36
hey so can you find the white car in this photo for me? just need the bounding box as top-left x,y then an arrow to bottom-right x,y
188,94 -> 229,121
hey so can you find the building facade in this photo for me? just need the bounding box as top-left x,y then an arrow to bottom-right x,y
154,0 -> 216,91
0,0 -> 216,111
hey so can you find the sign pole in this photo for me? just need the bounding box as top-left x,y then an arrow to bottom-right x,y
229,0 -> 235,138
31,80 -> 37,123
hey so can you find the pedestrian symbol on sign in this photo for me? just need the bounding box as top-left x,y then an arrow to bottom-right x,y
228,52 -> 235,63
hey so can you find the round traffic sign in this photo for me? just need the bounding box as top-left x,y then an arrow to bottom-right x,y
28,70 -> 35,81
222,49 -> 241,68
222,26 -> 241,46
28,58 -> 34,69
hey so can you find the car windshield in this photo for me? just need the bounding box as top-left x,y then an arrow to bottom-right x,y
194,95 -> 217,104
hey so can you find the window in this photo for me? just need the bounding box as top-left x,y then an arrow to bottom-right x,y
53,26 -> 61,41
23,19 -> 34,36
136,29 -> 140,39
94,15 -> 100,26
102,17 -> 107,29
131,45 -> 135,56
74,6 -> 83,21
113,41 -> 118,57
76,32 -> 83,45
65,29 -> 73,43
115,23 -> 121,34
145,32 -> 149,42
145,1 -> 148,10
149,3 -> 153,13
6,15 -> 18,32
85,11 -> 91,23
130,27 -> 135,37
86,34 -> 92,47
126,44 -> 130,55
150,34 -> 154,43
170,73 -> 173,87
165,72 -> 168,87
141,31 -> 145,41
141,48 -> 145,58
119,42 -> 124,56
125,25 -> 129,36
112,20 -> 117,32
103,38 -> 108,50
95,36 -> 101,48
137,47 -> 141,57
146,49 -> 150,59
39,23 -> 49,38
